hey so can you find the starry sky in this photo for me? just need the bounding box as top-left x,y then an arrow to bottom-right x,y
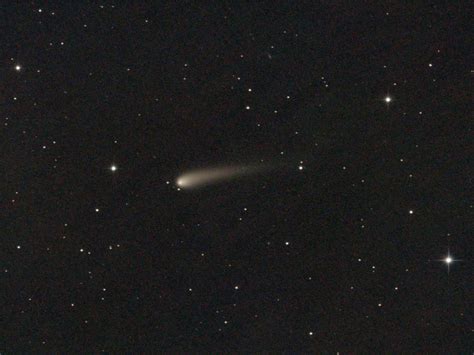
2,2 -> 472,352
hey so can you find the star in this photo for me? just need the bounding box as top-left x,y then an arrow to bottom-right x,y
437,250 -> 460,273
110,164 -> 117,172
14,64 -> 21,71
384,95 -> 392,103
444,253 -> 455,273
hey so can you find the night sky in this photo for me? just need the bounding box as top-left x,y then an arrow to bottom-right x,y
2,2 -> 472,352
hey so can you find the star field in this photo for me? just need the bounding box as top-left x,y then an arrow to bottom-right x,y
1,2 -> 472,352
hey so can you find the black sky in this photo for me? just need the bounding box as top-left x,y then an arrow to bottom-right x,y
1,2 -> 472,352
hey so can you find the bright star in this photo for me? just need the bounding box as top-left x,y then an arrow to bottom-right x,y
110,165 -> 117,172
384,96 -> 392,103
15,65 -> 21,71
437,250 -> 460,273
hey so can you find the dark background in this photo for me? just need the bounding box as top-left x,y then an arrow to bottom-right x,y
1,2 -> 472,352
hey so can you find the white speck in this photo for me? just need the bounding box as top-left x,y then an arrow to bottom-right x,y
15,65 -> 21,71
95,208 -> 100,212
384,96 -> 392,103
110,165 -> 117,172
409,210 -> 414,214
245,106 -> 250,110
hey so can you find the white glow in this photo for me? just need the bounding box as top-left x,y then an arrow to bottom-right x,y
385,96 -> 392,103
15,65 -> 21,71
176,165 -> 265,189
445,256 -> 452,264
110,165 -> 117,172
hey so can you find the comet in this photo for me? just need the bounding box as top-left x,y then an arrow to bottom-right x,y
176,165 -> 265,190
